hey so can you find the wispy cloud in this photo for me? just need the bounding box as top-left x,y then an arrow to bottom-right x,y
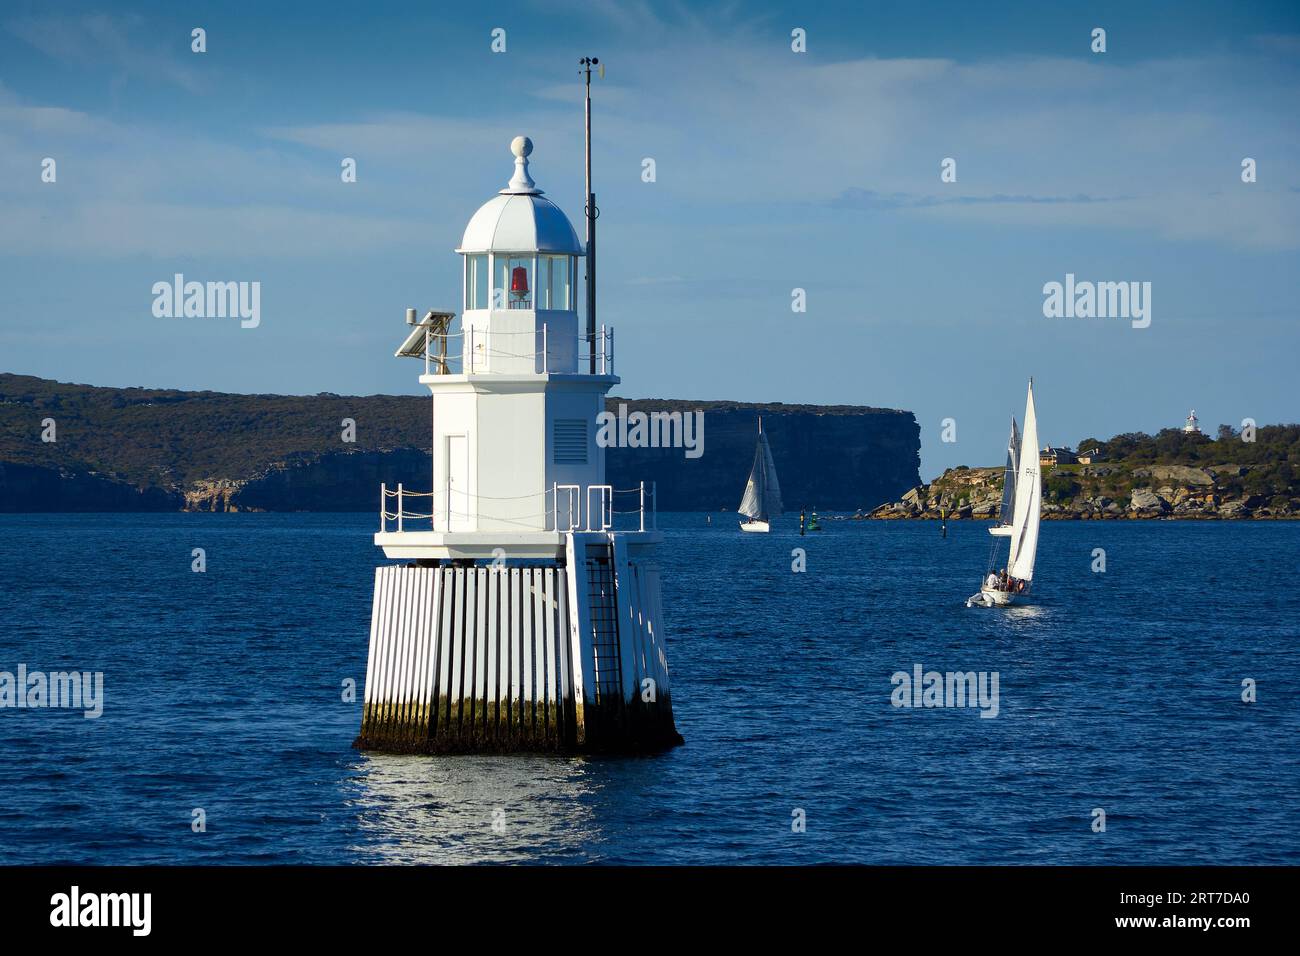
0,200 -> 426,258
3,15 -> 1299,259
6,13 -> 203,93
831,189 -> 1126,211
261,113 -> 550,164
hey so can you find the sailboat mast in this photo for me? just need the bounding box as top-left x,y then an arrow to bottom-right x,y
581,57 -> 599,374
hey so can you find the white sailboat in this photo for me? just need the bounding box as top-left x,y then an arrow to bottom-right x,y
968,379 -> 1042,607
738,417 -> 783,533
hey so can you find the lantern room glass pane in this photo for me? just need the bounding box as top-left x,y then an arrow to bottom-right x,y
493,256 -> 507,309
466,254 -> 488,310
494,255 -> 532,309
541,255 -> 571,310
537,256 -> 552,309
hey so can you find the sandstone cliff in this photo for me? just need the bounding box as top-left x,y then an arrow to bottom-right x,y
0,374 -> 919,513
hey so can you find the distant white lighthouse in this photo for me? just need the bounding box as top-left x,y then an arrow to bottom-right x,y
1184,409 -> 1200,434
355,136 -> 681,753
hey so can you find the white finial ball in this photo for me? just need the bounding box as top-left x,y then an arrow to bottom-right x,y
511,135 -> 533,158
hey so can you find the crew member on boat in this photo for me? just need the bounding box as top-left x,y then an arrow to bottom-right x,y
992,570 -> 1026,594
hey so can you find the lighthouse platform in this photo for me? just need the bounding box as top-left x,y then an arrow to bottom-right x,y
355,528 -> 681,755
375,529 -> 662,561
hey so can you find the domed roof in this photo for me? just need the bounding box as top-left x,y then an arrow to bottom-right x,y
458,194 -> 584,255
457,136 -> 584,256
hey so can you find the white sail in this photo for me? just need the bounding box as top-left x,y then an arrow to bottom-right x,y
760,432 -> 783,516
1007,381 -> 1041,581
997,417 -> 1020,525
738,441 -> 764,520
738,422 -> 782,521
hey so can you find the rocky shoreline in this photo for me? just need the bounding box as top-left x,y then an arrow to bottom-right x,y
867,463 -> 1299,520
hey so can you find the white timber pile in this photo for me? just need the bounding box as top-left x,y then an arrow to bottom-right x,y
355,532 -> 680,753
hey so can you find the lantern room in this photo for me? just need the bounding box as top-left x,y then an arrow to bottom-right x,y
456,136 -> 584,374
458,252 -> 574,312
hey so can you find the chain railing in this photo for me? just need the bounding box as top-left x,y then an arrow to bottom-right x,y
418,324 -> 613,376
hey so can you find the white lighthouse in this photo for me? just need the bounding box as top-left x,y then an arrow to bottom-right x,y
355,136 -> 681,754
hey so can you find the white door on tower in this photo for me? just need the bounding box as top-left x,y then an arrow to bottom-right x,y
446,434 -> 470,531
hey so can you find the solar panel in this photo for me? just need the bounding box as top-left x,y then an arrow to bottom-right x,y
395,310 -> 455,358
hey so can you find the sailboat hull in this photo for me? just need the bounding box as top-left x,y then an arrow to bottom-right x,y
978,586 -> 1014,607
739,520 -> 769,533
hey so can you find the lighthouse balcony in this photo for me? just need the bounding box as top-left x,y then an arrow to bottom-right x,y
380,481 -> 655,535
375,481 -> 659,561
410,320 -> 612,377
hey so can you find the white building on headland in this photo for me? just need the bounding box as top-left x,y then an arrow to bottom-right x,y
355,136 -> 681,755
1184,409 -> 1200,434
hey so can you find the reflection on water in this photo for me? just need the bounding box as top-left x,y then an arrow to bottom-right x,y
1001,601 -> 1048,622
345,753 -> 607,864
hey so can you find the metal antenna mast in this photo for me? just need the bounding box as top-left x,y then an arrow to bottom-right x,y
580,57 -> 600,374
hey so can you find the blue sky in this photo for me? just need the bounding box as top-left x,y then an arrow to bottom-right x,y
1,0 -> 1297,478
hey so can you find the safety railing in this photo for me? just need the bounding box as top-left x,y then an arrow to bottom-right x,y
582,325 -> 614,376
587,485 -> 613,531
379,480 -> 655,534
417,324 -> 613,376
553,483 -> 580,532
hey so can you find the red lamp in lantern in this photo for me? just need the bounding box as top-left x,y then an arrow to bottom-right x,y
510,266 -> 529,306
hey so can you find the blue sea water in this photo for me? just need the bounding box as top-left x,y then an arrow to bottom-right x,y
0,513 -> 1296,865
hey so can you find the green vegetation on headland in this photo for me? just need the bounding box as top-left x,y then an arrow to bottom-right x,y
869,425 -> 1300,520
0,373 -> 920,512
